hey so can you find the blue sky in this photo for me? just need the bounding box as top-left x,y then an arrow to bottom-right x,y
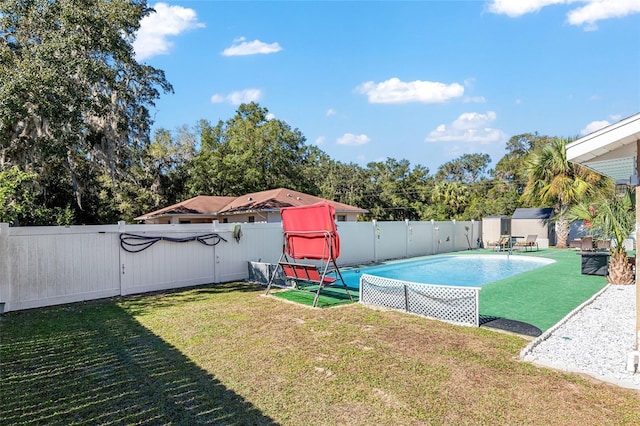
133,0 -> 640,173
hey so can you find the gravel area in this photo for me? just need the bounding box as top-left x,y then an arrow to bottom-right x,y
522,285 -> 640,390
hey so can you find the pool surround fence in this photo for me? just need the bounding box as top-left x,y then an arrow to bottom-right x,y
359,274 -> 481,326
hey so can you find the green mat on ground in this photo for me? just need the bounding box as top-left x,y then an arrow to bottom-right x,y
272,284 -> 358,308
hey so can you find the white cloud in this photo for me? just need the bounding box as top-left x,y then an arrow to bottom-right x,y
134,3 -> 204,60
425,111 -> 507,144
222,37 -> 283,56
210,89 -> 262,105
567,0 -> 640,27
337,133 -> 371,146
326,108 -> 336,117
315,136 -> 326,145
355,78 -> 464,104
486,0 -> 565,17
486,0 -> 640,29
580,120 -> 610,135
266,113 -> 276,120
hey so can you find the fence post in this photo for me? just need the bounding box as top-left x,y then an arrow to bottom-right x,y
405,219 -> 410,259
430,219 -> 436,255
117,221 -> 125,296
0,223 -> 10,313
404,284 -> 409,312
212,220 -> 219,283
471,219 -> 475,250
372,220 -> 378,262
452,220 -> 456,252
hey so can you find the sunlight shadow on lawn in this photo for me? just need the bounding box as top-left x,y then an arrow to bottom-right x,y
0,301 -> 278,425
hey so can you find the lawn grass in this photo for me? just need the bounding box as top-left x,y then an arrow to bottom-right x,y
2,282 -> 639,425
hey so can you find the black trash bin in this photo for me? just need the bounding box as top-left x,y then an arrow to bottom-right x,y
579,251 -> 609,276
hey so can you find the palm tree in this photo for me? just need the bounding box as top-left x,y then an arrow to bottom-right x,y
431,181 -> 470,219
521,137 -> 609,247
568,192 -> 635,284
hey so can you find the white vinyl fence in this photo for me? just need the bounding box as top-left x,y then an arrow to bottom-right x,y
0,219 -> 480,313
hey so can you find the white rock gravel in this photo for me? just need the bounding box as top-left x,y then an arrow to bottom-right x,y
522,284 -> 640,390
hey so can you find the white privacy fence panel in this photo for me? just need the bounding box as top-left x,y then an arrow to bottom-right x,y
359,274 -> 481,327
433,221 -> 455,254
119,224 -> 222,295
0,219 -> 480,312
335,222 -> 375,266
406,221 -> 432,258
215,223 -> 282,282
0,224 -> 121,312
374,221 -> 410,261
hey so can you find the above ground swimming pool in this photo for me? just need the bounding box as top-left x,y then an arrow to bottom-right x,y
340,254 -> 555,289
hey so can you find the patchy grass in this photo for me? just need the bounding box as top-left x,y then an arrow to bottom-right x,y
1,282 -> 639,425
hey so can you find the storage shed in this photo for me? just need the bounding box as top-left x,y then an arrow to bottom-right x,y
511,208 -> 554,248
481,216 -> 511,248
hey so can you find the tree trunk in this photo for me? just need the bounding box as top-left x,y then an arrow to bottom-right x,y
607,251 -> 635,285
555,218 -> 569,247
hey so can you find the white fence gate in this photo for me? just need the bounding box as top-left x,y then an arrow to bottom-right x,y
119,225 -> 220,296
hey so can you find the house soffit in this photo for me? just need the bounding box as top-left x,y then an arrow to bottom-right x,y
566,113 -> 640,180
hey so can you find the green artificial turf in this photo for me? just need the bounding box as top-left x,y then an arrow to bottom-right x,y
477,248 -> 607,331
273,283 -> 358,308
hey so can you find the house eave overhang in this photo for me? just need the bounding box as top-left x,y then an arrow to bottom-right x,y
566,113 -> 640,180
218,209 -> 279,216
217,208 -> 369,216
135,212 -> 220,221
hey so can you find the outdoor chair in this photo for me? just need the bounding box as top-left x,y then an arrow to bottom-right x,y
569,239 -> 582,249
487,235 -> 511,252
265,201 -> 352,307
514,234 -> 538,252
580,236 -> 594,251
596,239 -> 611,251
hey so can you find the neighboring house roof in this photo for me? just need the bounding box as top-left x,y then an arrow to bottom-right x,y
220,188 -> 366,215
134,188 -> 368,221
512,208 -> 554,220
135,196 -> 236,221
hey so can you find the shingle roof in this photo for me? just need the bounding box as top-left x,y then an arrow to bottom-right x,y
135,196 -> 236,220
512,208 -> 554,220
135,188 -> 367,221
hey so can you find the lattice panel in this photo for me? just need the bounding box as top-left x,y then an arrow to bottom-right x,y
360,274 -> 480,326
360,279 -> 406,310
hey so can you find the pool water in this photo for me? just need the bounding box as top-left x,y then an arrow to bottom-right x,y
340,254 -> 554,289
